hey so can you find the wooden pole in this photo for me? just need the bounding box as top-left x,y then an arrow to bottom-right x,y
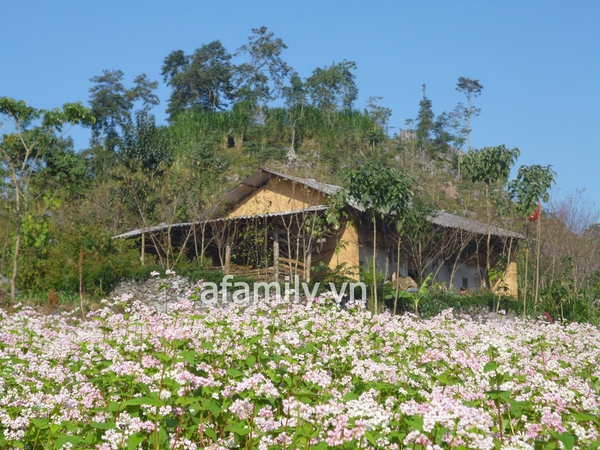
224,245 -> 231,274
141,229 -> 145,266
273,227 -> 280,282
305,243 -> 312,283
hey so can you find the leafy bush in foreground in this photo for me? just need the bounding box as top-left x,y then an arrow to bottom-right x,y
0,289 -> 599,449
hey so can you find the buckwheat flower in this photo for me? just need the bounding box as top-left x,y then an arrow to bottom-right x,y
229,398 -> 254,420
159,389 -> 171,400
158,405 -> 172,416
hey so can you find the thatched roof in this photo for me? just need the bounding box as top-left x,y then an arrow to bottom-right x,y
114,169 -> 525,241
428,210 -> 525,239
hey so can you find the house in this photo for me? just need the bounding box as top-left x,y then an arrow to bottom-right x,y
115,168 -> 525,295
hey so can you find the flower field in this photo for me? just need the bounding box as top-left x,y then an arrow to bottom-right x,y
1,290 -> 600,449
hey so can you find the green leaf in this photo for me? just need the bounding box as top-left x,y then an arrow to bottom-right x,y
124,396 -> 163,406
559,432 -> 576,450
227,368 -> 243,378
91,421 -> 117,430
55,436 -> 83,448
31,418 -> 49,428
202,399 -> 221,416
225,424 -> 250,436
180,350 -> 196,365
484,361 -> 500,373
128,433 -> 146,449
204,427 -> 217,441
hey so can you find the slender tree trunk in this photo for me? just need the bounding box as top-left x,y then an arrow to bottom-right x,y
372,213 -> 378,313
393,234 -> 402,315
523,248 -> 529,319
535,215 -> 542,305
485,184 -> 492,288
79,248 -> 85,319
9,188 -> 22,304
10,219 -> 20,303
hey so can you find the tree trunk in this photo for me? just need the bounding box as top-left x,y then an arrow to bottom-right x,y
523,248 -> 529,319
79,248 -> 85,319
535,215 -> 542,305
372,213 -> 378,314
485,183 -> 492,288
9,188 -> 22,304
9,218 -> 21,303
393,234 -> 402,315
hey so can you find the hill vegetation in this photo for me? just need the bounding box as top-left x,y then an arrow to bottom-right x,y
1,26 -> 599,323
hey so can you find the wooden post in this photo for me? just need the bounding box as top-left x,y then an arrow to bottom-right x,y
273,227 -> 280,282
305,242 -> 312,283
225,245 -> 231,274
141,229 -> 145,266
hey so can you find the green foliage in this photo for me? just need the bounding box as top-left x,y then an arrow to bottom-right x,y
509,164 -> 557,216
452,76 -> 483,151
417,290 -> 499,318
1,96 -> 95,301
120,109 -> 174,174
384,273 -> 433,316
243,141 -> 287,164
462,144 -> 520,187
346,161 -> 413,313
305,60 -> 358,112
345,161 -> 413,220
234,26 -> 293,105
88,70 -> 158,152
35,137 -> 90,198
308,262 -> 356,296
162,41 -> 235,117
18,221 -> 140,295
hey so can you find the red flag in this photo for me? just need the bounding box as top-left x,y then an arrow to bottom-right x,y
528,203 -> 541,222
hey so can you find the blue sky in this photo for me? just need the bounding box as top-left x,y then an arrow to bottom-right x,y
2,0 -> 599,204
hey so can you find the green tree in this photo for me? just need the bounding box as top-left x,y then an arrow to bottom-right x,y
509,164 -> 556,312
462,145 -> 520,285
282,74 -> 307,151
88,70 -> 159,153
120,109 -> 173,173
453,77 -> 483,152
234,26 -> 293,108
0,97 -> 94,302
34,137 -> 90,199
305,60 -> 358,113
414,84 -> 440,158
345,162 -> 413,313
365,96 -> 392,133
162,41 -> 235,118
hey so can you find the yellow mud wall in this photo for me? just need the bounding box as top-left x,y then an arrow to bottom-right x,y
227,179 -> 328,218
329,222 -> 360,280
312,222 -> 360,281
504,261 -> 518,298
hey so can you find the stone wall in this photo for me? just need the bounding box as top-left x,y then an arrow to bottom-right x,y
109,276 -> 267,312
111,276 -> 190,312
